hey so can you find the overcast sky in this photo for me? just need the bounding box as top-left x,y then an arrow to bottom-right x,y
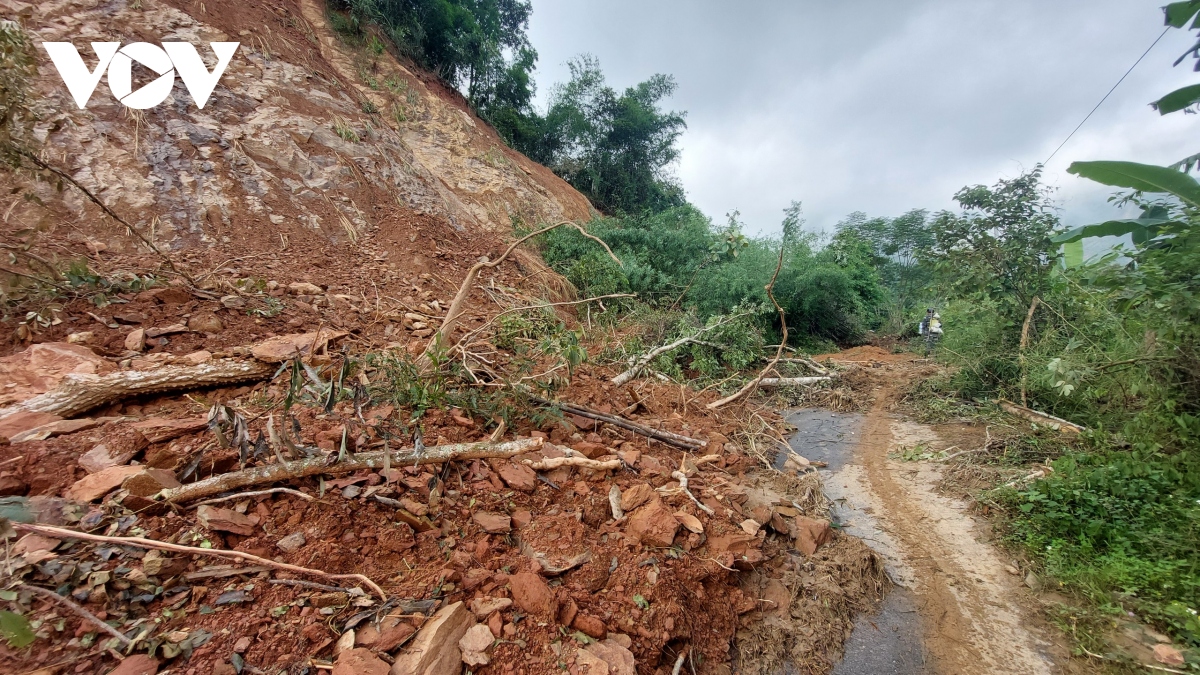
527,1 -> 1197,237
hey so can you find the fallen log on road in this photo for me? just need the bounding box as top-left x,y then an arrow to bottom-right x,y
160,437 -> 544,503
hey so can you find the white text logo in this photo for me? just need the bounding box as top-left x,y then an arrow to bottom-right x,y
42,42 -> 240,109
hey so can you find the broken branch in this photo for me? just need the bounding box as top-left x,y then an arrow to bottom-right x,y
188,488 -> 315,509
611,312 -> 750,386
671,470 -> 714,516
19,583 -> 133,648
421,221 -> 621,369
14,523 -> 387,600
534,397 -> 706,450
160,437 -> 543,504
708,244 -> 788,410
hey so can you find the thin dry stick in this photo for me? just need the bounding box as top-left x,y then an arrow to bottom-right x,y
708,244 -> 788,410
15,523 -> 387,600
419,220 -> 621,370
939,427 -> 991,463
19,583 -> 133,647
1018,296 -> 1041,407
188,487 -> 315,508
671,470 -> 714,516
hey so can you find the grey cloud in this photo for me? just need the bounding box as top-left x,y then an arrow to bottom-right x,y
528,0 -> 1198,235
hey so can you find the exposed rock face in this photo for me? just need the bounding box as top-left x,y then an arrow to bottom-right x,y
12,0 -> 592,267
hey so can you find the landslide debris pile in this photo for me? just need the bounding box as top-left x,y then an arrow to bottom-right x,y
0,323 -> 883,675
0,0 -> 885,673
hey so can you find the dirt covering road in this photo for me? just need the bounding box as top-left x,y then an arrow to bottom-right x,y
805,346 -> 1067,675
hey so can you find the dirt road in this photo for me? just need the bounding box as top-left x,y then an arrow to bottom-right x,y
801,347 -> 1065,674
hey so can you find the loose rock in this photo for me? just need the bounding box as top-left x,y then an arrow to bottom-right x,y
458,623 -> 494,666
508,572 -> 555,617
196,505 -> 256,536
619,483 -> 654,512
277,532 -> 306,552
66,465 -> 142,502
624,496 -> 680,548
334,647 -> 390,675
472,512 -> 511,534
388,601 -> 473,675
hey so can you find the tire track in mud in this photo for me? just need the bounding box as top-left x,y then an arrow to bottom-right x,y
829,355 -> 1061,674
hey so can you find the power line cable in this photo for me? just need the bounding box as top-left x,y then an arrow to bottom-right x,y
1043,26 -> 1170,165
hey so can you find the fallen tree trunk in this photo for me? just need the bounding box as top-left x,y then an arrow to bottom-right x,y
161,437 -> 543,503
611,312 -> 748,387
758,377 -> 832,387
0,359 -> 274,420
996,399 -> 1085,434
535,397 -> 706,450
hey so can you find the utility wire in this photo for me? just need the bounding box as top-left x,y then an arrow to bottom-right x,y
1043,26 -> 1171,165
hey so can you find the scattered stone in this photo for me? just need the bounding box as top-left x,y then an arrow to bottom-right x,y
131,417 -> 208,443
220,295 -> 247,310
186,312 -> 224,334
472,512 -> 511,534
740,519 -> 761,536
1024,572 -> 1041,591
233,636 -> 252,653
9,417 -> 103,444
1153,644 -> 1184,667
792,515 -> 833,556
388,601 -> 473,675
107,654 -> 159,675
624,496 -> 680,548
570,414 -> 598,431
196,505 -> 256,536
66,331 -> 93,344
0,411 -> 62,443
289,282 -> 323,295
334,648 -> 389,675
572,614 -> 607,640
619,483 -> 654,512
558,598 -> 579,627
495,460 -> 536,492
572,441 -> 607,459
0,475 -> 27,497
374,622 -> 416,652
1004,565 -> 1020,576
250,329 -> 346,363
146,287 -> 191,304
145,324 -> 188,338
311,592 -> 350,608
673,512 -> 704,534
577,638 -> 636,675
66,465 -> 143,502
112,312 -> 144,325
508,572 -> 555,617
79,432 -> 149,473
487,611 -> 503,638
399,497 -> 428,516
122,467 -> 180,497
458,623 -> 495,666
469,597 -> 512,618
356,625 -> 380,646
334,629 -> 356,656
0,342 -> 108,407
277,532 -> 306,552
511,510 -> 532,529
181,350 -> 213,365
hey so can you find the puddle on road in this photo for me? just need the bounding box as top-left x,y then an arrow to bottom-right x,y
783,409 -> 928,675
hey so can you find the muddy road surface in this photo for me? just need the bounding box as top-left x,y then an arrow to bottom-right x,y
790,347 -> 1067,675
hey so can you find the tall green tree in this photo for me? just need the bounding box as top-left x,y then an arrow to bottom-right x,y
525,55 -> 688,215
925,169 -> 1060,322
